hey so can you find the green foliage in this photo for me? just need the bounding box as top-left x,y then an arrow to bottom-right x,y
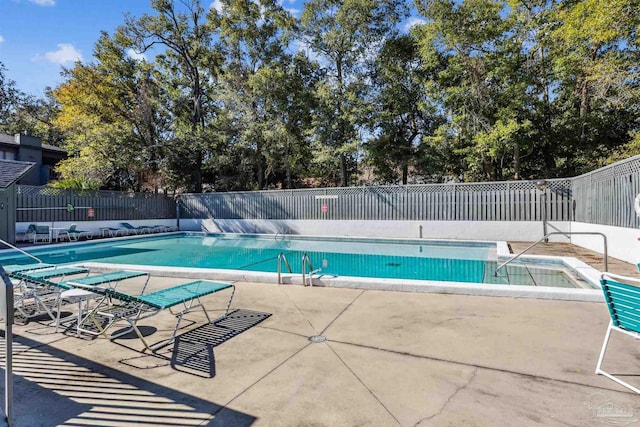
50,176 -> 101,191
366,34 -> 445,184
300,0 -> 408,186
3,0 -> 640,191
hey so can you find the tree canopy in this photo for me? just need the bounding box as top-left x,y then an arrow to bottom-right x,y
2,0 -> 639,192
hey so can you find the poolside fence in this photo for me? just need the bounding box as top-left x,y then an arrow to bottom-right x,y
178,180 -> 574,222
15,186 -> 176,223
14,154 -> 640,227
572,156 -> 640,228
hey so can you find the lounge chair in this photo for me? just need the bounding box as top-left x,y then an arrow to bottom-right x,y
15,225 -> 36,242
8,269 -> 148,325
99,227 -> 128,237
119,222 -> 153,235
4,263 -> 55,273
596,272 -> 640,394
68,279 -> 235,352
22,224 -> 51,243
59,224 -> 93,241
9,265 -> 90,322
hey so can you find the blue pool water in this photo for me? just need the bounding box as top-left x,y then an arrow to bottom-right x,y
0,233 -> 579,287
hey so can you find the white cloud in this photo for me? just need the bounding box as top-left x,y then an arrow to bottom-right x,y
294,39 -> 321,63
29,0 -> 56,6
35,43 -> 83,64
285,7 -> 300,16
0,35 -> 4,45
404,17 -> 426,32
209,0 -> 223,12
126,48 -> 146,62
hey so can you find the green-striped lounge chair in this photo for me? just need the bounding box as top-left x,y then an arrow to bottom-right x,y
8,266 -> 89,321
68,279 -> 235,352
60,224 -> 93,241
3,263 -> 55,273
597,272 -> 640,394
119,222 -> 153,235
9,269 -> 148,324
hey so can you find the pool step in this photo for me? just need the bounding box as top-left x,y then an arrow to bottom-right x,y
484,263 -> 583,288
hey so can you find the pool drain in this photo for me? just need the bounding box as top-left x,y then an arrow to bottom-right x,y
308,335 -> 326,343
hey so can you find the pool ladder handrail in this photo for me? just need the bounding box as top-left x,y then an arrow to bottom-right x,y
274,230 -> 291,248
494,231 -> 608,276
302,253 -> 322,287
277,252 -> 292,284
0,237 -> 44,264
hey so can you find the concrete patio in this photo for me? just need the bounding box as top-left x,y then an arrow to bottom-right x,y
2,269 -> 639,426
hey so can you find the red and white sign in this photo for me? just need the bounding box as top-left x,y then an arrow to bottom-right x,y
321,203 -> 328,213
87,208 -> 95,218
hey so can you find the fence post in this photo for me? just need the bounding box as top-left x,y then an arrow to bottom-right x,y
452,183 -> 457,221
176,195 -> 181,230
0,266 -> 14,427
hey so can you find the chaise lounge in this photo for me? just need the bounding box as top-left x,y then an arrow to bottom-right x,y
119,222 -> 153,235
596,272 -> 640,394
59,224 -> 93,241
69,279 -> 235,352
19,224 -> 51,244
8,267 -> 149,325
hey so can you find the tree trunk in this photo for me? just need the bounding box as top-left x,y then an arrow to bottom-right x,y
193,150 -> 203,193
340,154 -> 348,187
257,139 -> 264,190
513,141 -> 520,180
285,141 -> 292,189
336,56 -> 348,187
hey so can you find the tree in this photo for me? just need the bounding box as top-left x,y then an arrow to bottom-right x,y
0,62 -> 25,133
214,0 -> 297,189
367,34 -> 444,184
123,0 -> 220,192
53,30 -> 168,191
53,62 -> 135,190
252,53 -> 320,188
415,0 -> 560,181
548,0 -> 640,174
300,0 -> 407,186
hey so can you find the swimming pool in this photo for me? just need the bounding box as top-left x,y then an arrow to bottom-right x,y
0,233 -> 596,292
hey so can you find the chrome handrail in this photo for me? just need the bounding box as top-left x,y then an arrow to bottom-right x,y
277,252 -> 292,284
0,238 -> 43,264
495,232 -> 608,276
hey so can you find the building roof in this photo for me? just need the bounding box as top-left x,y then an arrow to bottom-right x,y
0,133 -> 66,154
0,159 -> 35,188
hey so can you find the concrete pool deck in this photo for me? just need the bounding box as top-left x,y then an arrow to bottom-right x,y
3,271 -> 640,426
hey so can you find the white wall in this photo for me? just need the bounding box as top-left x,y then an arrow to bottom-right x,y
568,222 -> 639,265
24,217 -> 634,266
16,219 -> 178,239
180,218 -> 570,242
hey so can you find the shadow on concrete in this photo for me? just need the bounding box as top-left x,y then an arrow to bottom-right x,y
0,367 -> 90,427
171,309 -> 272,378
0,332 -> 257,427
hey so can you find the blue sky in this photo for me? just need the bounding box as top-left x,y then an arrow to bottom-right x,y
0,0 -> 423,98
0,0 -> 160,96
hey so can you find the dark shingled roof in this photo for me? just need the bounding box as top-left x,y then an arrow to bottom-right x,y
0,159 -> 35,188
